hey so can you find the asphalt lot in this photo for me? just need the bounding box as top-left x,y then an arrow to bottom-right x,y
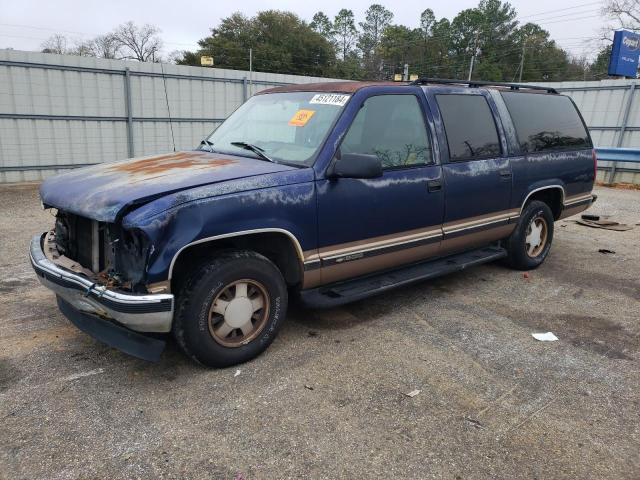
0,183 -> 638,479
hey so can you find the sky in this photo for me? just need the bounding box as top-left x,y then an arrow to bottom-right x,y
0,0 -> 607,60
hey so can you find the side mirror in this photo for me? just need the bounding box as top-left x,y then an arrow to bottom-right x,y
327,152 -> 383,179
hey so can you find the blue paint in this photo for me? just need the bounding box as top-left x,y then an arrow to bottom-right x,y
609,30 -> 640,77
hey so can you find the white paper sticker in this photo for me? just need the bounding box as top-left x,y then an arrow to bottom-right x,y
309,93 -> 350,107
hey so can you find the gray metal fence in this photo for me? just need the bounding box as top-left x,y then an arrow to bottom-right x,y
0,49 -> 340,183
2,50 -> 640,184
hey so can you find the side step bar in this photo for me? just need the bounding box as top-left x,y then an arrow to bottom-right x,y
299,245 -> 507,308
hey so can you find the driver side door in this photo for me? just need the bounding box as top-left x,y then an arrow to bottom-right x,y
315,92 -> 444,285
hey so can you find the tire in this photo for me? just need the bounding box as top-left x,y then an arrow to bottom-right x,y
173,250 -> 288,368
505,200 -> 554,270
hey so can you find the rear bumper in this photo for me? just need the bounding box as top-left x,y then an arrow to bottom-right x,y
30,234 -> 174,333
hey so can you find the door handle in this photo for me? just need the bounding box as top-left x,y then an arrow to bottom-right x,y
499,170 -> 512,179
427,180 -> 442,192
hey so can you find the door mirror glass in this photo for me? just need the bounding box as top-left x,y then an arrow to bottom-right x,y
328,152 -> 383,179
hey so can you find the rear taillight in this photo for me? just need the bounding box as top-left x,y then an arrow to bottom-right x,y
592,149 -> 597,181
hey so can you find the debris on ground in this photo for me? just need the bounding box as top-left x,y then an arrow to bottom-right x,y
304,384 -> 314,390
598,249 -> 616,254
308,331 -> 319,337
234,369 -> 242,377
523,272 -> 530,280
575,215 -> 634,231
405,389 -> 421,398
532,332 -> 559,342
464,416 -> 485,429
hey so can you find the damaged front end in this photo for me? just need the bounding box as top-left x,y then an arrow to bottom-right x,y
30,209 -> 174,361
52,211 -> 153,293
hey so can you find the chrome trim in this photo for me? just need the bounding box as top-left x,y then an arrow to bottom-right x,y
30,234 -> 174,333
520,185 -> 566,213
168,228 -> 306,280
444,212 -> 516,235
320,232 -> 442,262
563,193 -> 593,206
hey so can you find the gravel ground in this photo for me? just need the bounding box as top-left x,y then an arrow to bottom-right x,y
0,184 -> 638,480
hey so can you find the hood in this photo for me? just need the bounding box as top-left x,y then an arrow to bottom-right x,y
40,151 -> 296,222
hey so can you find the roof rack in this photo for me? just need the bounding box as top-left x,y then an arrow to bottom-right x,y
409,77 -> 558,94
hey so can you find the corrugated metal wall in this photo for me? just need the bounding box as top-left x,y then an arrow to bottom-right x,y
1,49 -> 639,183
0,49 -> 340,183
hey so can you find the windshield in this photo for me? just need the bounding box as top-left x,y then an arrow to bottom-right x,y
202,91 -> 350,166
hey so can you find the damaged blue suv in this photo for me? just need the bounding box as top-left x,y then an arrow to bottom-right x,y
31,79 -> 596,366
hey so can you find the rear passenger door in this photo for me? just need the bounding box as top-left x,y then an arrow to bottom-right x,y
426,90 -> 515,254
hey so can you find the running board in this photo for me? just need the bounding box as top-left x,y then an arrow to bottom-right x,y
299,245 -> 507,308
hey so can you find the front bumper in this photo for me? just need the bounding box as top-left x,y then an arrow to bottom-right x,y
30,234 -> 174,333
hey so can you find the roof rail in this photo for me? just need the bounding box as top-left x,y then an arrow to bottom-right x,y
409,77 -> 558,94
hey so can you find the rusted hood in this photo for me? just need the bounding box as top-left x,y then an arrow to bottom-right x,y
40,151 -> 297,222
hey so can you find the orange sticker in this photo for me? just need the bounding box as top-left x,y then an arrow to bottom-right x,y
288,109 -> 315,127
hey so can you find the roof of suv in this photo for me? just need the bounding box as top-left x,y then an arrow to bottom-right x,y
260,79 -> 558,95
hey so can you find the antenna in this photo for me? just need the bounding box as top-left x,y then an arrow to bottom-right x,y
160,62 -> 176,152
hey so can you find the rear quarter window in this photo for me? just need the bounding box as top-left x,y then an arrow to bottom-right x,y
501,92 -> 591,153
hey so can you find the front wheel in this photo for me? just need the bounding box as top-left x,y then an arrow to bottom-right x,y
505,200 -> 554,270
173,250 -> 288,367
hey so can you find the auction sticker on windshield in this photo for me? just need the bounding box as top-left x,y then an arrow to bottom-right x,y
309,94 -> 350,107
289,109 -> 316,127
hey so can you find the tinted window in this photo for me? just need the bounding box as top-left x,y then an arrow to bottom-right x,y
501,92 -> 591,153
436,94 -> 501,161
341,95 -> 433,168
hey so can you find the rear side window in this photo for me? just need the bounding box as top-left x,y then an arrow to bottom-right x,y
435,94 -> 501,161
501,92 -> 591,153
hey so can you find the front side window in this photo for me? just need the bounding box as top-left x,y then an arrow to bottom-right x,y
501,92 -> 591,153
340,94 -> 433,168
204,91 -> 350,166
436,94 -> 501,161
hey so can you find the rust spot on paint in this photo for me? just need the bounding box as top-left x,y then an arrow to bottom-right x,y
106,152 -> 237,176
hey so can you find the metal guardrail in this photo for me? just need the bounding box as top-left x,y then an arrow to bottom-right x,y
595,147 -> 640,163
595,147 -> 640,183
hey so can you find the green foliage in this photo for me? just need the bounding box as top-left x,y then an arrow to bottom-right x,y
177,1 -> 603,82
177,10 -> 335,76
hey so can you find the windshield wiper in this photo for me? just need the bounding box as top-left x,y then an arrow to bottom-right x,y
230,141 -> 276,163
199,139 -> 215,152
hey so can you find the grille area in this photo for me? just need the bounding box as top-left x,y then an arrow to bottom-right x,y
55,213 -> 105,272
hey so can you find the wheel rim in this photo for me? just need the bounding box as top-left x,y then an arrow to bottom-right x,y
525,215 -> 548,258
208,279 -> 270,348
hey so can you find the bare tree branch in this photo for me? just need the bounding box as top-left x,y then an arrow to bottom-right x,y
111,21 -> 163,62
41,34 -> 68,54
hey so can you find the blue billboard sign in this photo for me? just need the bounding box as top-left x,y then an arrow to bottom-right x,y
609,30 -> 640,77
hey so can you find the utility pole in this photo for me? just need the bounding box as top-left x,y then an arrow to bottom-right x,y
518,40 -> 526,82
468,31 -> 479,81
403,63 -> 409,81
249,48 -> 253,95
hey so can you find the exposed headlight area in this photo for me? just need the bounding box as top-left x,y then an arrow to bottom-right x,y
52,211 -> 152,293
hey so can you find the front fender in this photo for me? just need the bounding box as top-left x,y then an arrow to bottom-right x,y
122,182 -> 317,284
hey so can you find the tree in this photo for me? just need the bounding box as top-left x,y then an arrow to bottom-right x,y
358,4 -> 393,78
112,22 -> 162,62
70,34 -> 121,59
333,9 -> 358,60
602,0 -> 640,33
177,11 -> 337,77
41,34 -> 68,54
311,12 -> 334,40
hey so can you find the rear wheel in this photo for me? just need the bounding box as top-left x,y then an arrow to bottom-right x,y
505,200 -> 554,270
173,250 -> 287,367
